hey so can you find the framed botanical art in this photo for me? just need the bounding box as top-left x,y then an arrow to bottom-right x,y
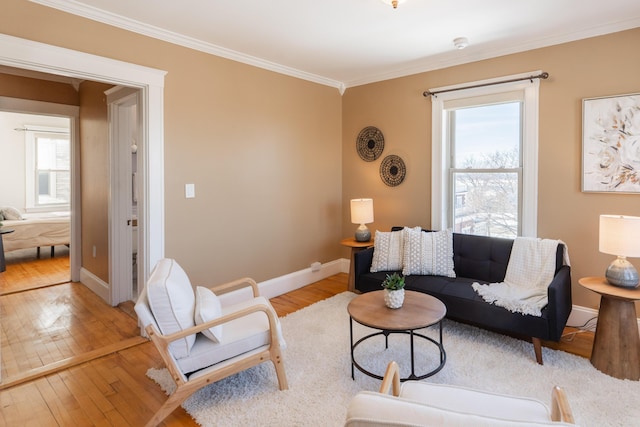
582,93 -> 640,193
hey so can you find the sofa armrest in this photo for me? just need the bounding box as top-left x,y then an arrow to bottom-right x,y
353,247 -> 374,289
546,266 -> 572,341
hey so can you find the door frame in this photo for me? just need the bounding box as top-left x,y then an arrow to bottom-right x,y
0,33 -> 167,295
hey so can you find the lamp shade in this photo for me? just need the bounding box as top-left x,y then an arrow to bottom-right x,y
350,199 -> 374,225
599,215 -> 640,257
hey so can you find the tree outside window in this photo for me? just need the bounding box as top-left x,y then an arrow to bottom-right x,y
449,102 -> 522,238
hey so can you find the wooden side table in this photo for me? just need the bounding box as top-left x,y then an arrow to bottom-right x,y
578,277 -> 640,380
341,237 -> 374,293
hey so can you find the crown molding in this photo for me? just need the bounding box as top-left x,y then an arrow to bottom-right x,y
343,16 -> 640,89
31,0 -> 640,94
29,0 -> 344,91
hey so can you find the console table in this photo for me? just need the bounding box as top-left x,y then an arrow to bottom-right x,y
578,276 -> 640,380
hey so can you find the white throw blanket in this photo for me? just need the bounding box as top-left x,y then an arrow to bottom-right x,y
472,237 -> 569,317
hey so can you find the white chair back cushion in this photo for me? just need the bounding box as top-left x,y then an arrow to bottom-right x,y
146,258 -> 196,359
346,392 -> 577,427
400,382 -> 551,422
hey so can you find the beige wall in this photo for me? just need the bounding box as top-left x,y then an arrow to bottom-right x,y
343,28 -> 640,313
79,81 -> 112,283
1,0 -> 343,286
0,73 -> 79,105
3,0 -> 639,315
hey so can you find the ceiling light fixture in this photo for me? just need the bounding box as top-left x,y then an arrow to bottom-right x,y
381,0 -> 407,9
453,37 -> 469,49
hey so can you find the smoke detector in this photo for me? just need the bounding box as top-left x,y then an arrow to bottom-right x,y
453,37 -> 469,50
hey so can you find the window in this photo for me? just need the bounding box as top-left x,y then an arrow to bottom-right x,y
431,72 -> 540,237
25,126 -> 71,210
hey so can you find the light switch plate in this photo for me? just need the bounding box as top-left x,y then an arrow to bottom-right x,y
185,183 -> 195,198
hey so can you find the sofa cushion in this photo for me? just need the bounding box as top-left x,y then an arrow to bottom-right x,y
147,259 -> 196,359
453,233 -> 513,283
403,227 -> 455,278
370,229 -> 405,272
194,286 -> 223,343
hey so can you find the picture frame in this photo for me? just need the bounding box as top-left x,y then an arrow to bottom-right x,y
582,93 -> 640,193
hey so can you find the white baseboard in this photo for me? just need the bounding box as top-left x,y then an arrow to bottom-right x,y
79,267 -> 110,302
566,305 -> 599,330
258,258 -> 349,299
566,304 -> 640,336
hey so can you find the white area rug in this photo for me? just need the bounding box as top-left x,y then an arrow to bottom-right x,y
148,292 -> 640,426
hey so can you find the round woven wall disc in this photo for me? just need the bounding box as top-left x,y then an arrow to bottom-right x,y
356,126 -> 384,161
380,155 -> 406,187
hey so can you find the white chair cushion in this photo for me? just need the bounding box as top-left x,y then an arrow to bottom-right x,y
346,391 -> 577,427
177,296 -> 285,375
194,286 -> 223,343
146,259 -> 196,359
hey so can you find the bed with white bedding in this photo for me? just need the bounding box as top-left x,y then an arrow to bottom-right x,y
1,211 -> 70,256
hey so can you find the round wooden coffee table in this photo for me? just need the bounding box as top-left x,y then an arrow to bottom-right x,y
347,290 -> 447,381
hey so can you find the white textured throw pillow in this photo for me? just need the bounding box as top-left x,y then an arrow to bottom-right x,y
370,229 -> 405,272
194,286 -> 223,343
403,228 -> 456,277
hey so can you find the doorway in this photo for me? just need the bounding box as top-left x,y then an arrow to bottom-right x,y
0,33 -> 167,298
0,107 -> 77,294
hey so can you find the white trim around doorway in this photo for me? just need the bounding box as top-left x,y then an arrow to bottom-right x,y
0,33 -> 167,295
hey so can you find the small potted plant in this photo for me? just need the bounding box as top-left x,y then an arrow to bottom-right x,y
382,272 -> 405,309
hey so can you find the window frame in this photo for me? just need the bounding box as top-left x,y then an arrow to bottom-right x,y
25,125 -> 71,212
430,71 -> 541,237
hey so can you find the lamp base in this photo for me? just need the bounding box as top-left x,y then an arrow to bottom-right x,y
354,224 -> 371,242
605,256 -> 639,288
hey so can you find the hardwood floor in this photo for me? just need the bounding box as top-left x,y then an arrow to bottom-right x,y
0,245 -> 70,295
0,254 -> 594,426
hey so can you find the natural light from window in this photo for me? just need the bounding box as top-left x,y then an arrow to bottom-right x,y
430,72 -> 540,238
25,124 -> 71,211
450,102 -> 522,238
36,135 -> 70,206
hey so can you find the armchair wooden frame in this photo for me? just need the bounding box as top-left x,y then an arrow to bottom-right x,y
140,277 -> 288,427
379,361 -> 575,424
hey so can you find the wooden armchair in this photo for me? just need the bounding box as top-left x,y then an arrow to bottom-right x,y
346,361 -> 576,426
135,258 -> 287,426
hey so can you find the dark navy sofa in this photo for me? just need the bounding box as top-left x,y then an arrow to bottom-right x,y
353,228 -> 572,364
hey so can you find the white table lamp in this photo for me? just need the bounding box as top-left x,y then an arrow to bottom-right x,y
599,215 -> 640,288
351,199 -> 374,242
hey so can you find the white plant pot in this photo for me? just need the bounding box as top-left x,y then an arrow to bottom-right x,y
384,288 -> 404,309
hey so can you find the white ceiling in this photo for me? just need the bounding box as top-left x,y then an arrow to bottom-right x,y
33,0 -> 640,91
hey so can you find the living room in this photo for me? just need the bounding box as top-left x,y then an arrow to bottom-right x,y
1,0 -> 640,425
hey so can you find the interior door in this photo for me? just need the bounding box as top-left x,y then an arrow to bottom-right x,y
107,86 -> 141,305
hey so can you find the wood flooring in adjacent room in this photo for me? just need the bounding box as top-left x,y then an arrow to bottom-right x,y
0,252 -> 594,426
